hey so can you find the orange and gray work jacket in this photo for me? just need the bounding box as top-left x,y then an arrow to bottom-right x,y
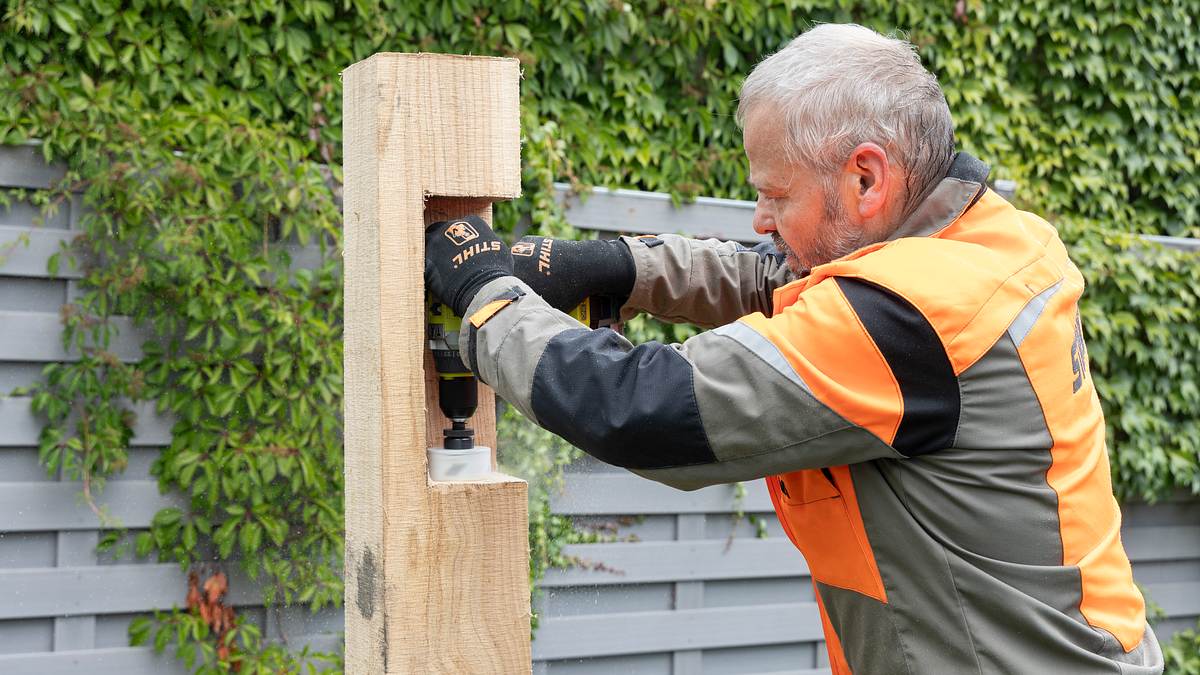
458,152 -> 1164,674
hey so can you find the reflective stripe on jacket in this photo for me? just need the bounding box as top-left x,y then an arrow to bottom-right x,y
459,152 -> 1163,674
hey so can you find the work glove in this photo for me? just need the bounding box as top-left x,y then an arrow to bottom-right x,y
424,215 -> 513,317
509,236 -> 636,313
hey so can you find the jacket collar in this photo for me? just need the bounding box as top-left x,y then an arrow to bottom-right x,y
885,151 -> 990,241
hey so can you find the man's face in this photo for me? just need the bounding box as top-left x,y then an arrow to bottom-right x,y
743,106 -> 874,274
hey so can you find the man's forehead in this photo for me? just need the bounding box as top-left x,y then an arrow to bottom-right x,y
743,105 -> 794,187
748,155 -> 794,191
743,104 -> 788,149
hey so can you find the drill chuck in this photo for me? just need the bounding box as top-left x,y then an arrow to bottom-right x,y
437,375 -> 478,422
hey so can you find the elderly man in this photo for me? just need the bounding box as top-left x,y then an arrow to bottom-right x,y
422,23 -> 1163,674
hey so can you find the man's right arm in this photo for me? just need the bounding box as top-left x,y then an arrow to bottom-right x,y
618,234 -> 795,327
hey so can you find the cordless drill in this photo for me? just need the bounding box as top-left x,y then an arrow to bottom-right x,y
426,298 -> 479,451
424,293 -> 619,478
426,293 -> 620,455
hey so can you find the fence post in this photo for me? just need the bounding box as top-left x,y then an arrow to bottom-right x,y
342,52 -> 530,674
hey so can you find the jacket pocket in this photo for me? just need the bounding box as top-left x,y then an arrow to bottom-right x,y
774,468 -> 886,601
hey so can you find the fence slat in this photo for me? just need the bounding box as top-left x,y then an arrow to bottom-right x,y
0,564 -> 230,618
0,311 -> 148,362
0,225 -> 83,278
554,182 -> 764,243
549,474 -> 773,515
0,636 -> 343,675
0,481 -> 177,531
531,602 -> 824,661
1123,526 -> 1200,562
0,647 -> 185,675
542,538 -> 808,587
0,223 -> 333,281
0,144 -> 66,190
1140,234 -> 1200,253
1143,581 -> 1200,618
0,396 -> 175,447
0,564 -> 352,623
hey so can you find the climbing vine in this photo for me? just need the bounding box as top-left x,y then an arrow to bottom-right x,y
11,100 -> 345,670
0,0 -> 1196,670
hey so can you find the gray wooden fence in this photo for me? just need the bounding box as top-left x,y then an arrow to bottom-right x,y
0,143 -> 1197,674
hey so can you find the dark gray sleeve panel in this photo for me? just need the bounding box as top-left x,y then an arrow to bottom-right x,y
619,234 -> 795,327
530,329 -> 718,470
459,276 -> 584,423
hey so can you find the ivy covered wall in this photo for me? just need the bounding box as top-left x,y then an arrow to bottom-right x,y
0,0 -> 1197,671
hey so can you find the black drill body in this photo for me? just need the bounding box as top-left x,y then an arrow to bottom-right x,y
427,294 -> 621,450
427,298 -> 478,450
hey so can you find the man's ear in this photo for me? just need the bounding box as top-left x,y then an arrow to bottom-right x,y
842,142 -> 892,220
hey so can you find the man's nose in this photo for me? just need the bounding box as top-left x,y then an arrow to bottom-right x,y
753,200 -> 775,235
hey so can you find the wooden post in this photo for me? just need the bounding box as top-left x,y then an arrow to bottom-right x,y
342,53 -> 530,674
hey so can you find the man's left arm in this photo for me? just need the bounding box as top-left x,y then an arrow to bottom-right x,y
510,233 -> 794,329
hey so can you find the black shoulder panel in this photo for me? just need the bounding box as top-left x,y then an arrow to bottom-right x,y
835,278 -> 960,456
530,328 -> 717,470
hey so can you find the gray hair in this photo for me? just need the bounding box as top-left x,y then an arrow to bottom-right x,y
736,24 -> 955,215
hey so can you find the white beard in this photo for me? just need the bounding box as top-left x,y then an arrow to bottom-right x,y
772,193 -> 870,274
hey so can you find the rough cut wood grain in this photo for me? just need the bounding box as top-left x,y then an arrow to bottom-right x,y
343,52 -> 529,674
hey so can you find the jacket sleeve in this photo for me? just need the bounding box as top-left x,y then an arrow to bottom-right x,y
617,234 -> 795,328
460,272 -> 964,490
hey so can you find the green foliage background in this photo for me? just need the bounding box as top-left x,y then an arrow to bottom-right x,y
0,0 -> 1197,670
